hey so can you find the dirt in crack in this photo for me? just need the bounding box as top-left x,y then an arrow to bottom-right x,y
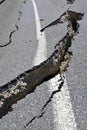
0,10 -> 84,119
40,10 -> 84,32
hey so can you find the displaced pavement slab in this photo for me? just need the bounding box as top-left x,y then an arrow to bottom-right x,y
0,0 -> 87,130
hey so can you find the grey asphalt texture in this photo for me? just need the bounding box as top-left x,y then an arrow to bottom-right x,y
0,0 -> 87,130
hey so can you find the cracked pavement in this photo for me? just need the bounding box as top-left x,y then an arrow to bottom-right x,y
0,24 -> 18,47
0,0 -> 87,130
0,9 -> 83,117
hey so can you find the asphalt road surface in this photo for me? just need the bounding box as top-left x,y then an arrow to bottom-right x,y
0,0 -> 87,130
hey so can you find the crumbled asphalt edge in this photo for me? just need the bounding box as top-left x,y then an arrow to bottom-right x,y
0,11 -> 84,119
40,10 -> 83,32
24,11 -> 84,128
0,2 -> 24,47
0,0 -> 5,5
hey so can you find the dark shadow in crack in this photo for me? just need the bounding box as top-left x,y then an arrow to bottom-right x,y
41,77 -> 64,112
0,33 -> 72,119
23,0 -> 27,4
0,0 -> 5,5
18,11 -> 22,21
0,10 -> 84,120
23,11 -> 84,129
24,51 -> 73,128
66,0 -> 75,4
40,10 -> 84,32
0,10 -> 22,48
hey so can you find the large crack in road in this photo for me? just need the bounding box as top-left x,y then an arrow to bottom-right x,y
0,10 -> 84,119
24,50 -> 72,128
24,9 -> 84,126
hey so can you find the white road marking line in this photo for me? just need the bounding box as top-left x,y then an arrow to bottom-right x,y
31,0 -> 77,129
31,0 -> 47,66
50,75 -> 77,130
